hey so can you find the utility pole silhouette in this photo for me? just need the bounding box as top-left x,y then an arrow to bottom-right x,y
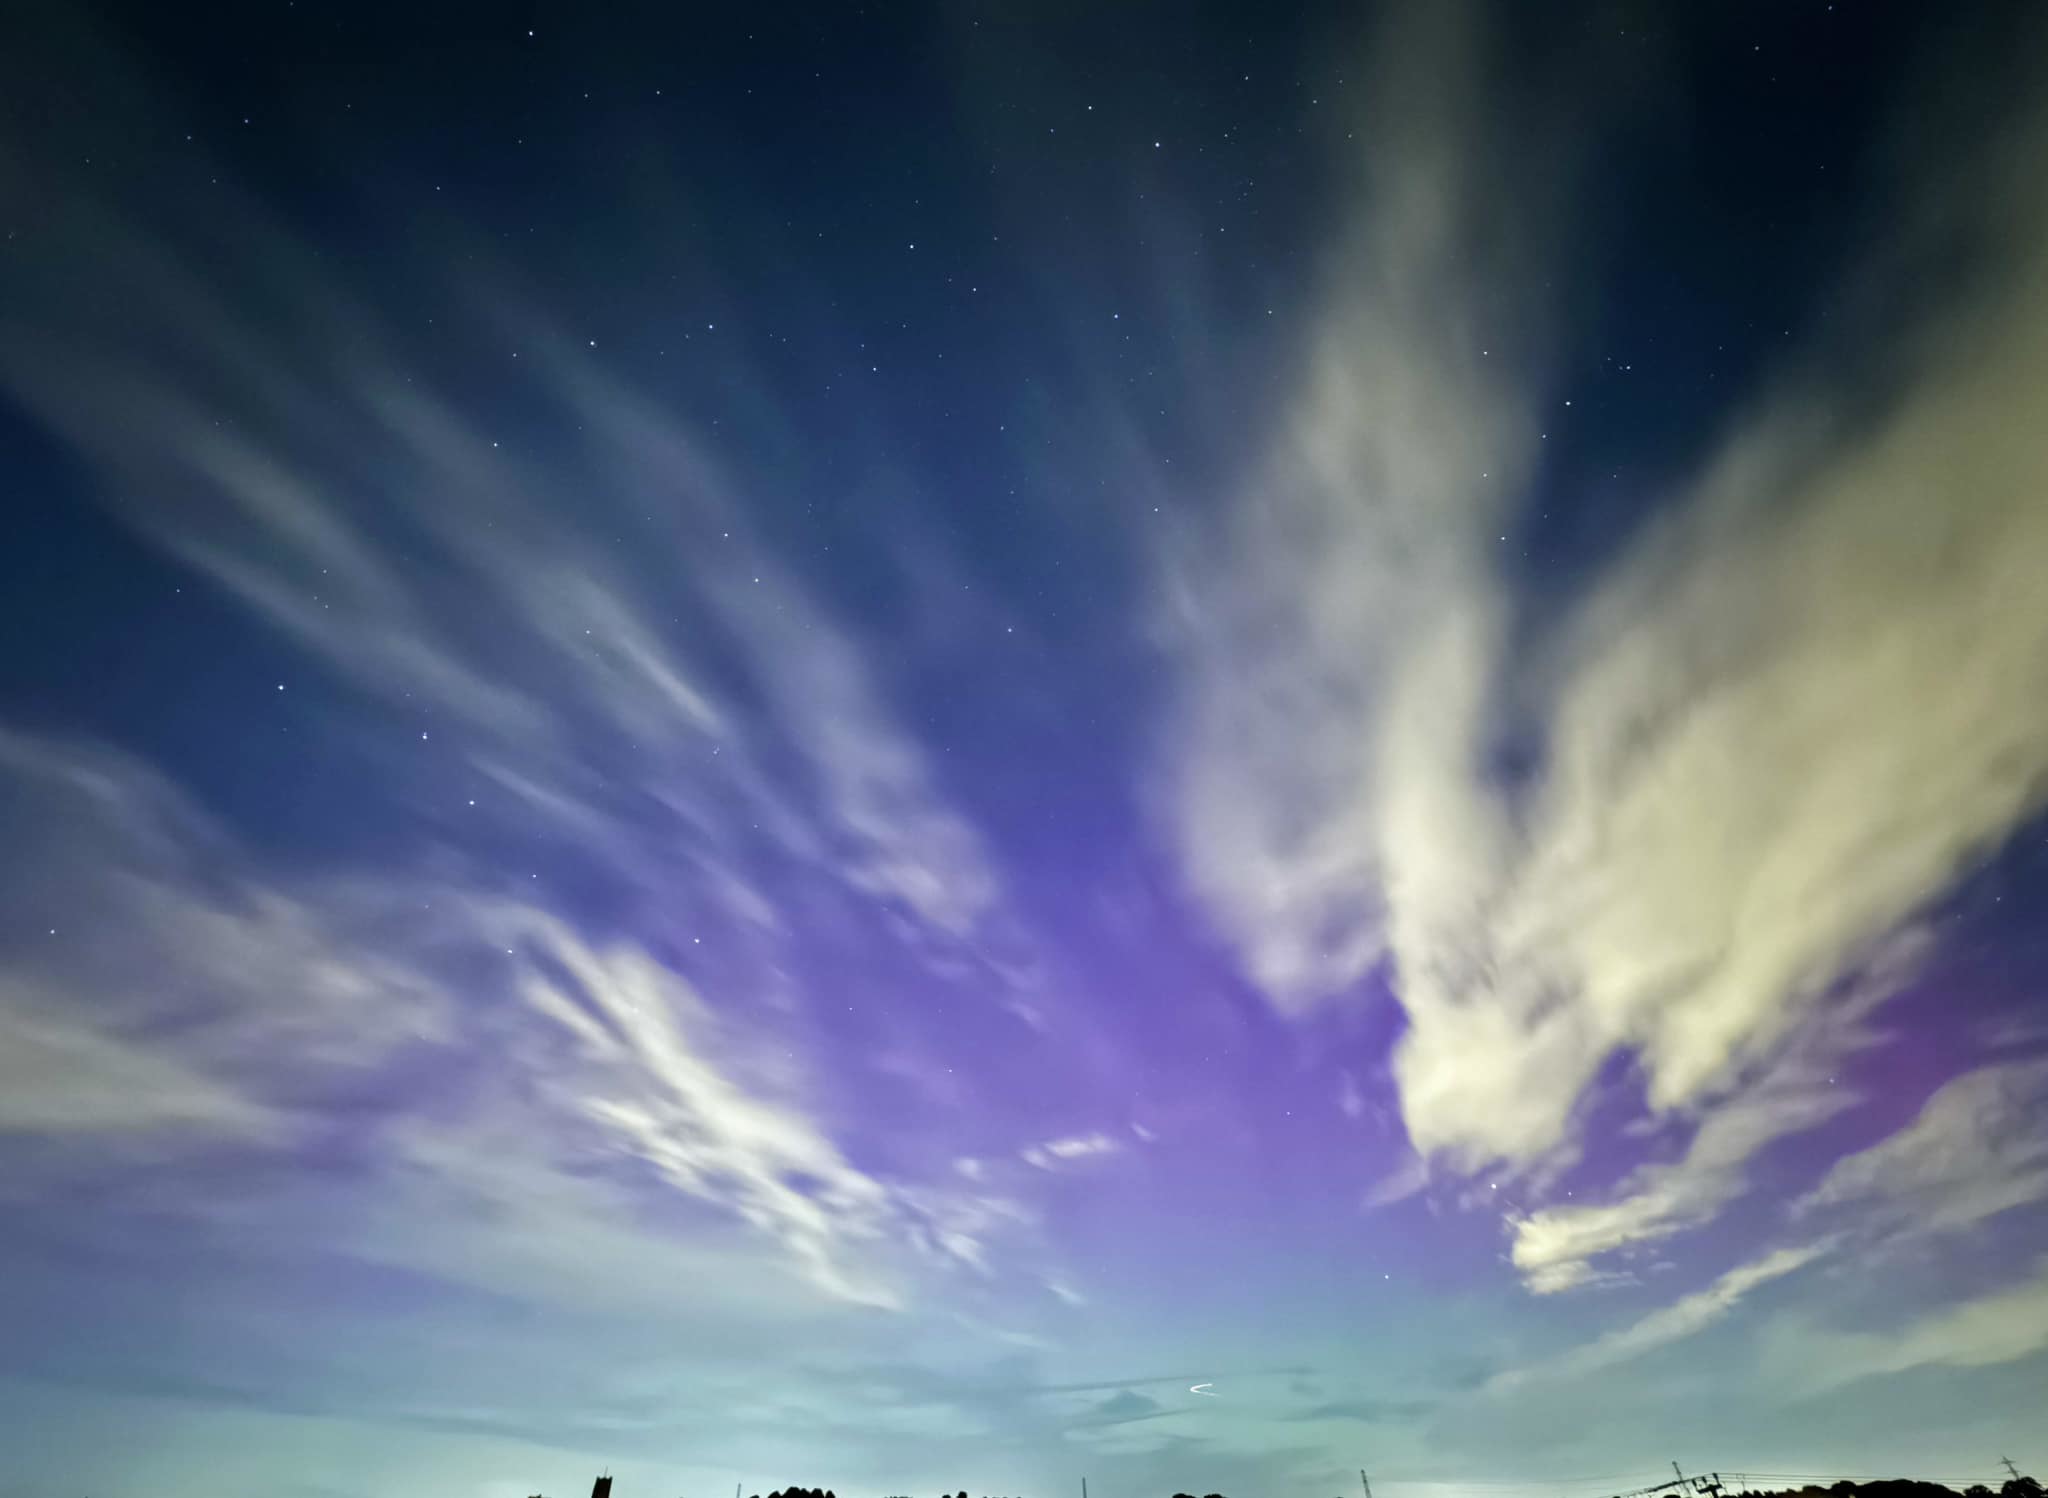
1362,1470 -> 1374,1498
1659,1464 -> 1721,1498
2003,1459 -> 2023,1483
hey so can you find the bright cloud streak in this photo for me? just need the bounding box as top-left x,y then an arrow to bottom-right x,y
1164,7 -> 2048,1209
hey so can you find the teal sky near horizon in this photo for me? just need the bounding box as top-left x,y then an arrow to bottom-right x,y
2,2 -> 2047,1496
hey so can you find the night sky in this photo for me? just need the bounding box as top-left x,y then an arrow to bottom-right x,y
4,2 -> 2048,1495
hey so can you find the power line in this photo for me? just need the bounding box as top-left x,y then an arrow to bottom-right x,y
1365,1475 -> 1681,1489
1348,1474 -> 2012,1497
1367,1471 -> 2011,1498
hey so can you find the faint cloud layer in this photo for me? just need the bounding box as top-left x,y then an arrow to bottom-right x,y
0,24 -> 1070,1322
1488,1242 -> 1830,1391
1789,1255 -> 2048,1391
1506,1013 -> 1881,1293
1796,1059 -> 2048,1243
0,87 -> 1019,996
1020,1131 -> 1123,1170
0,728 -> 1029,1310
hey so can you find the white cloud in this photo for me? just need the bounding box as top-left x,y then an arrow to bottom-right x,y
0,148 -> 1018,986
512,920 -> 907,1307
361,1112 -> 884,1329
724,577 -> 1003,943
1509,1044 -> 1864,1292
1786,1255 -> 2048,1392
0,1000 -> 271,1138
1043,1131 -> 1120,1159
1154,2 -> 1547,1012
1390,113 -> 2048,1176
1020,1131 -> 1122,1170
0,730 -> 451,1099
0,729 -> 1033,1314
1490,1241 -> 1829,1390
0,156 -> 1079,1343
1163,13 -> 2048,1208
1362,1156 -> 1430,1211
1796,1059 -> 2048,1240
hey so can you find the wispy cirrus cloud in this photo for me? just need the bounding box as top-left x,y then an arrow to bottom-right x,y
1155,1 -> 1556,1018
0,724 -> 1033,1314
1488,1241 -> 1831,1391
1795,1059 -> 2048,1245
0,730 -> 453,1125
1504,996 -> 1895,1292
1506,1079 -> 1850,1294
510,923 -> 909,1307
0,1006 -> 270,1140
1159,0 -> 2048,1260
1020,1131 -> 1123,1170
1775,1254 -> 2048,1394
0,60 -> 1022,1005
0,18 -> 1084,1337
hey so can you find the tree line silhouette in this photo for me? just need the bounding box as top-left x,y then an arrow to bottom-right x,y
1725,1479 -> 2041,1498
